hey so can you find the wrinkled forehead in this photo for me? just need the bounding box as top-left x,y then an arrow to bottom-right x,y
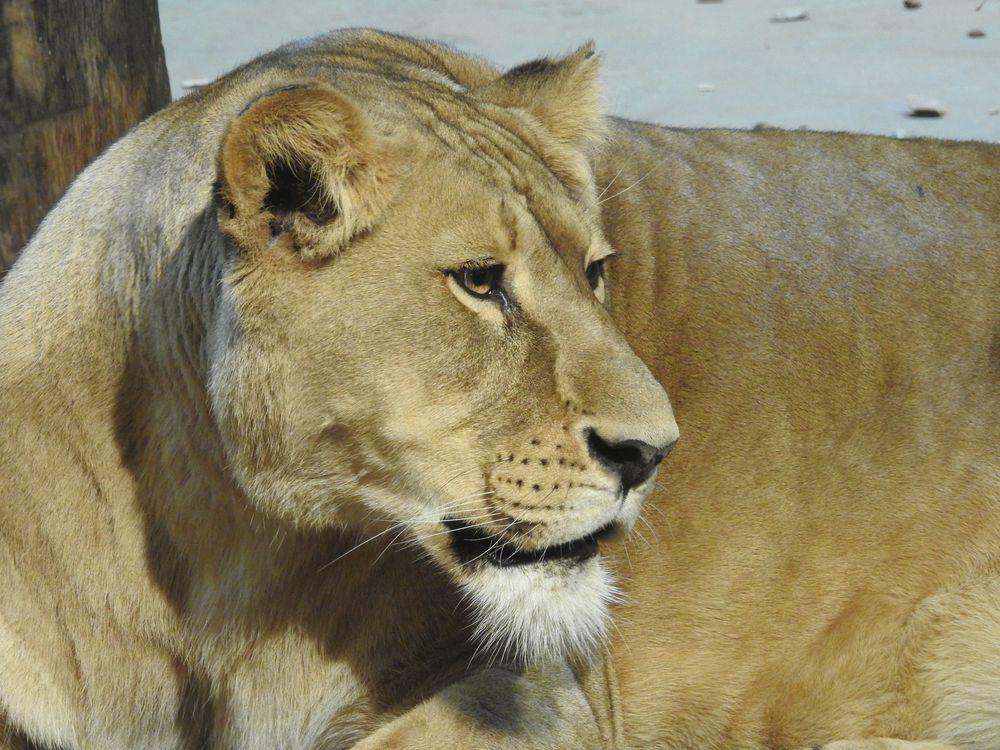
401,108 -> 607,266
411,152 -> 608,270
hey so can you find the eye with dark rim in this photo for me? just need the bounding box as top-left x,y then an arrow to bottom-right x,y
585,259 -> 605,291
452,263 -> 505,300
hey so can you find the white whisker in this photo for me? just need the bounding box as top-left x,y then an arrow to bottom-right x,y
595,160 -> 629,201
317,523 -> 402,572
598,156 -> 670,205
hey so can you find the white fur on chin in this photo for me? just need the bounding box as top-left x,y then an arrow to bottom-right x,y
460,556 -> 620,665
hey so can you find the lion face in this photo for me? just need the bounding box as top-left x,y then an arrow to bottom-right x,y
209,53 -> 678,661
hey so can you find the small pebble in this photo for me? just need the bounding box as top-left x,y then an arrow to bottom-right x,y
989,107 -> 1000,116
903,0 -> 921,8
906,95 -> 946,118
181,78 -> 212,89
697,82 -> 716,92
772,8 -> 809,22
967,29 -> 986,38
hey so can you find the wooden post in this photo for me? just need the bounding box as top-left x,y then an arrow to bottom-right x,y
0,0 -> 171,275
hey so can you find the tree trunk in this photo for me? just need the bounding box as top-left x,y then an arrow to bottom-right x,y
0,0 -> 171,275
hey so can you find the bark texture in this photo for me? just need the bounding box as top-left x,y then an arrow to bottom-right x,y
0,0 -> 170,274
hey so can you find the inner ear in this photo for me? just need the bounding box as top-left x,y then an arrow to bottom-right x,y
216,85 -> 399,262
264,159 -> 340,225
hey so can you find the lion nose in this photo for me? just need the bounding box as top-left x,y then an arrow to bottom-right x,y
585,429 -> 677,494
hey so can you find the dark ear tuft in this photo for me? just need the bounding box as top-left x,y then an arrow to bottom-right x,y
506,57 -> 560,78
263,159 -> 340,225
475,43 -> 605,147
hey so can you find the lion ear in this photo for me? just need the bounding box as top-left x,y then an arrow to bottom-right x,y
476,44 -> 605,147
216,86 -> 398,261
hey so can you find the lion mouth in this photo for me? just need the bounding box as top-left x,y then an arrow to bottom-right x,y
443,519 -> 618,568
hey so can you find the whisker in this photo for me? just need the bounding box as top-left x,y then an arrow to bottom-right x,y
466,630 -> 490,671
437,459 -> 503,493
606,617 -> 631,656
438,512 -> 500,524
315,481 -> 505,572
416,518 -> 499,542
645,502 -> 668,521
371,523 -> 413,567
630,524 -> 652,550
317,523 -> 402,572
465,517 -> 520,567
637,514 -> 660,543
595,160 -> 629,201
429,490 -> 496,508
429,490 -> 497,514
598,155 -> 671,205
361,491 -> 497,528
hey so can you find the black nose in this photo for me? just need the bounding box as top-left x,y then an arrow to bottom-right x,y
585,430 -> 675,494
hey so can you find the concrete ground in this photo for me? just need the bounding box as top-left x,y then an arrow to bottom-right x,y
160,0 -> 999,142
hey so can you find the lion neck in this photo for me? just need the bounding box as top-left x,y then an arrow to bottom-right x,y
102,210 -> 475,698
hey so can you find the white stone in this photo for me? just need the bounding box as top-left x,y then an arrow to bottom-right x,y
771,8 -> 808,22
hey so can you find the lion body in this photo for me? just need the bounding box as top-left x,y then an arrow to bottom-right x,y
597,124 -> 1000,748
1,29 -> 999,750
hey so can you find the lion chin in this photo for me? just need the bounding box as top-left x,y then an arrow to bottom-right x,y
424,513 -> 626,664
409,462 -> 656,664
459,556 -> 620,664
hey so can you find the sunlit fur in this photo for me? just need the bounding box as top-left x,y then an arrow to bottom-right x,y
4,28 -> 1000,750
596,120 -> 1000,750
0,29 -> 676,750
460,558 -> 621,666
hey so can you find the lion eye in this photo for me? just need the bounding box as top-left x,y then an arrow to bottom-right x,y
585,259 -> 607,302
585,259 -> 604,291
454,264 -> 504,299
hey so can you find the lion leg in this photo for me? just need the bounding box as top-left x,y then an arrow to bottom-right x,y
349,662 -> 607,750
804,577 -> 1000,750
905,576 -> 1000,749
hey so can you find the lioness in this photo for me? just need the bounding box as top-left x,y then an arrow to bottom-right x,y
1,28 -> 998,750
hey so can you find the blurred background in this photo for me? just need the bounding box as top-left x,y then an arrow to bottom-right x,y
160,0 -> 1000,142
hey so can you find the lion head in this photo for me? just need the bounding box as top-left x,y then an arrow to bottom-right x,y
209,40 -> 678,662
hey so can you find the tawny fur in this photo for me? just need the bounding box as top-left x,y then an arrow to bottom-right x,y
0,29 -> 669,750
1,27 -> 999,750
595,122 -> 1000,750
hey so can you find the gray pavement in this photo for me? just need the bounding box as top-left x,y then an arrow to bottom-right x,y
160,0 -> 999,142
